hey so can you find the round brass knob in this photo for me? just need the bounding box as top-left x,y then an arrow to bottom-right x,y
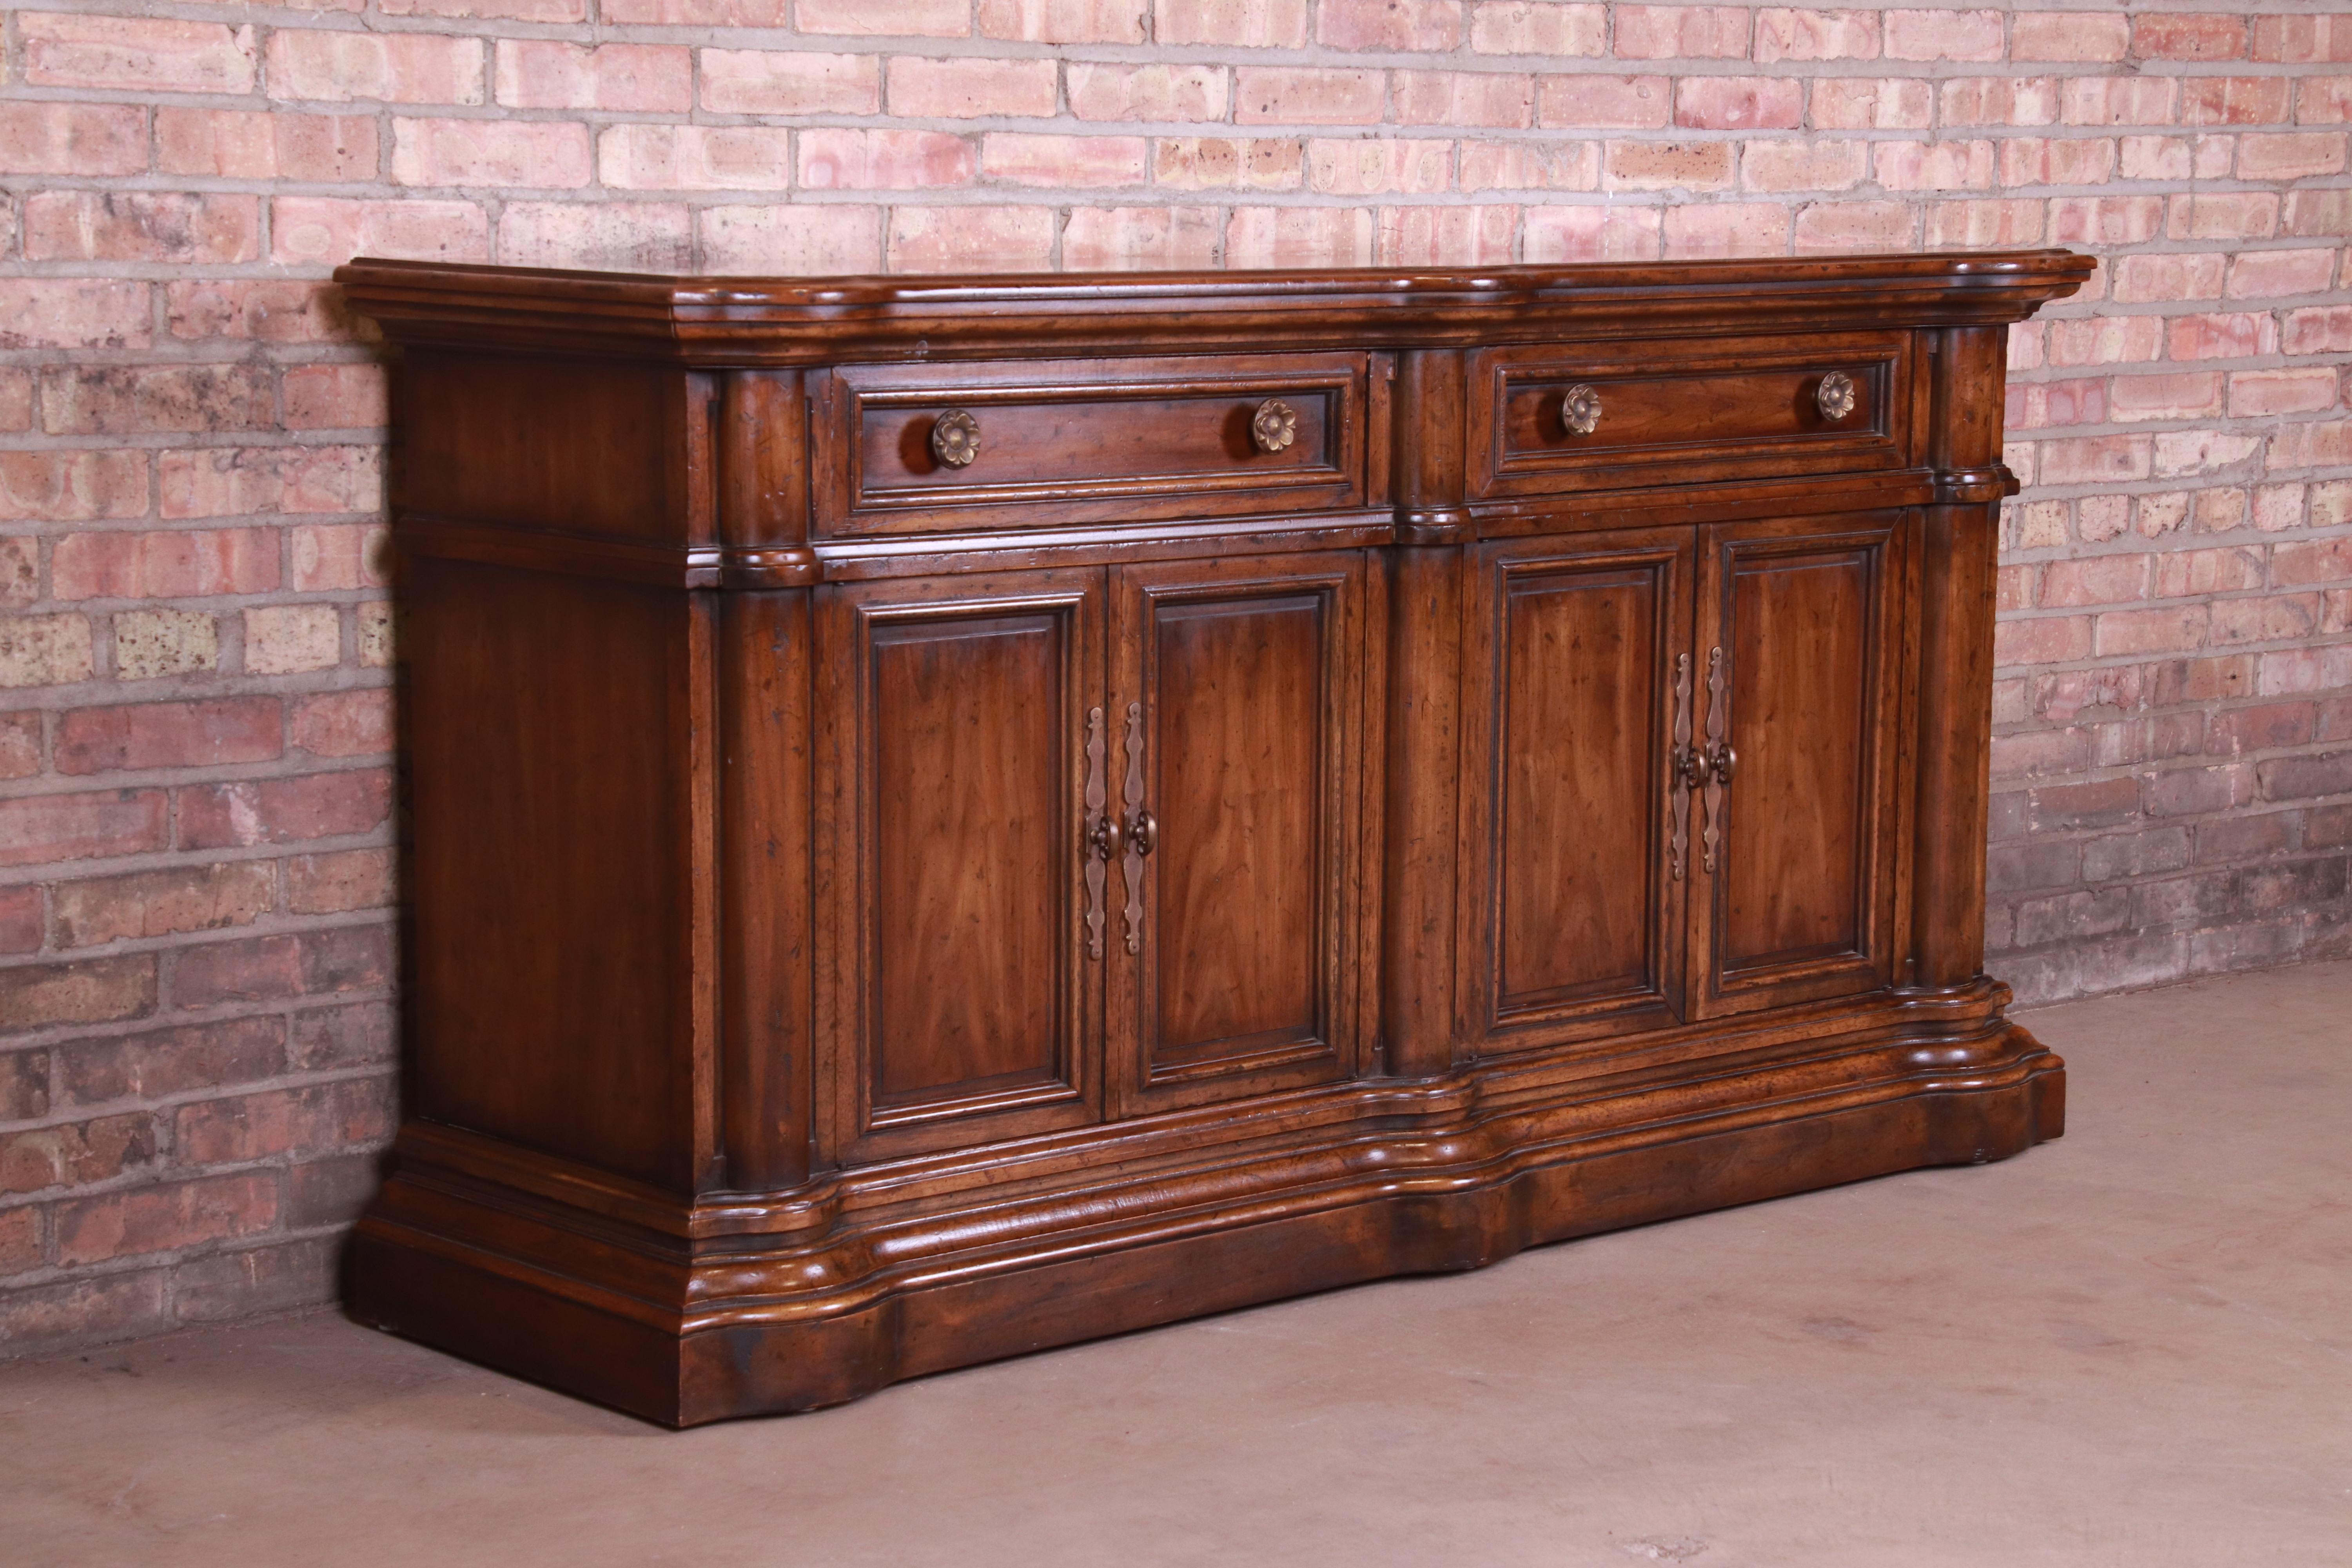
931,408 -> 980,468
1816,371 -> 1857,423
1561,383 -> 1602,437
1251,398 -> 1298,454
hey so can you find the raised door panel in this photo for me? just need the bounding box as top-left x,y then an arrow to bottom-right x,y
1108,552 -> 1372,1113
1690,515 -> 1907,1017
1459,529 -> 1695,1055
813,568 -> 1103,1163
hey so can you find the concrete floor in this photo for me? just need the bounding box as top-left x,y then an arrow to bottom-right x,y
4,963 -> 2348,1568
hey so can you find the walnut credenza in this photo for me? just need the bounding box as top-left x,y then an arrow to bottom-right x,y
336,252 -> 2091,1426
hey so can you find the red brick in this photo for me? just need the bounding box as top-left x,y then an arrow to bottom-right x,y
1061,207 -> 1223,270
1998,137 -> 2117,187
0,1274 -> 171,1353
1234,67 -> 1387,125
499,202 -> 694,272
391,118 -> 591,189
1067,63 -> 1229,121
982,134 -> 1149,187
0,887 -> 40,955
2041,555 -> 2149,608
0,280 -> 152,351
1523,204 -> 1663,262
2230,369 -> 2339,418
170,935 -> 305,1009
51,529 -> 281,601
2012,11 -> 2128,60
290,690 -> 392,758
1753,8 -> 1882,61
57,1016 -> 283,1105
1875,140 -> 1995,191
2212,593 -> 2321,647
1942,76 -> 2058,128
1537,74 -> 1672,130
300,924 -> 394,994
2155,547 -> 2266,597
177,769 -> 392,850
2170,312 -> 2279,360
1606,140 -> 1735,191
1458,139 -> 1601,192
2040,435 -> 2154,484
797,129 -> 973,191
794,0 -> 966,30
40,365 -> 272,437
166,281 -> 355,345
0,792 -> 169,869
0,451 -> 149,522
1793,200 -> 1914,252
1227,206 -> 1379,267
2273,539 -> 2352,587
1377,206 -> 1521,266
975,0 -> 1147,40
173,1236 -> 340,1324
1308,140 -> 1452,196
1395,71 -> 1535,129
598,125 -> 792,191
2063,77 -> 2178,126
25,192 -> 257,265
1883,7 -> 2005,61
283,367 -> 388,432
1993,615 -> 2093,667
2132,12 -> 2245,61
51,862 -> 276,951
2180,76 -> 2290,126
0,955 -> 157,1031
55,699 -> 281,777
2099,605 -> 2210,656
2252,15 -> 2352,62
385,0 -> 585,17
53,1171 -> 278,1265
161,446 -> 379,519
698,49 -> 879,115
699,206 -> 882,274
0,1207 -> 38,1276
2238,134 -> 2350,183
1317,0 -> 1463,49
1674,76 -> 1804,131
2283,190 -> 2352,238
21,14 -> 256,93
1662,202 -> 1791,258
1615,4 -> 1749,57
289,1002 -> 393,1071
176,1078 -> 392,1167
494,41 -> 690,111
887,56 -> 1058,118
887,206 -> 1058,272
265,29 -> 481,104
2115,253 -> 2225,304
2107,372 -> 2225,424
1470,1 -> 1606,55
288,848 -> 395,915
0,1113 -> 156,1196
271,197 -> 490,266
0,103 -> 147,176
2168,193 -> 2281,242
156,109 -> 378,183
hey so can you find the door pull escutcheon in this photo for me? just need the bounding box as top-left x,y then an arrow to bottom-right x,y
1120,701 -> 1149,955
1082,705 -> 1112,961
1668,652 -> 1694,882
1699,646 -> 1731,875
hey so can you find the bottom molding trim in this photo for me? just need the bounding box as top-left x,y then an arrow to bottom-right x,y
346,1019 -> 2063,1428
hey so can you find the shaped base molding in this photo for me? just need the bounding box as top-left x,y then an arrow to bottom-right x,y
347,999 -> 2063,1428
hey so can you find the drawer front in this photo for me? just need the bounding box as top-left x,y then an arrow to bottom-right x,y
817,352 -> 1370,536
1469,333 -> 1913,501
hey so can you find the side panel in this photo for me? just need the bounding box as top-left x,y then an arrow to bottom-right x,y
813,568 -> 1104,1163
405,558 -> 702,1190
1458,528 -> 1694,1054
1691,514 -> 1908,1017
1108,552 -> 1372,1112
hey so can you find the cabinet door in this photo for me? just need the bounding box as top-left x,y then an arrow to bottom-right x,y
1107,552 -> 1375,1113
813,568 -> 1104,1163
1458,528 -> 1696,1054
1688,514 -> 1907,1018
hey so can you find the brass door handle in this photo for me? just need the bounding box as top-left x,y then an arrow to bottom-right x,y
1119,702 -> 1148,954
1082,706 -> 1110,960
1127,808 -> 1157,857
1251,398 -> 1297,454
932,408 -> 980,467
1699,647 -> 1731,875
1561,383 -> 1602,437
1668,651 -> 1693,882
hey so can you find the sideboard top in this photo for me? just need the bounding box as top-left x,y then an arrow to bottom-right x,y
336,249 -> 2092,365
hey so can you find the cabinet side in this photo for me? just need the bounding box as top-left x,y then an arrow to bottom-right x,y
396,351 -> 716,1193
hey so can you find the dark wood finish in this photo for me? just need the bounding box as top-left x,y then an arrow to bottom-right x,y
341,253 -> 2090,1426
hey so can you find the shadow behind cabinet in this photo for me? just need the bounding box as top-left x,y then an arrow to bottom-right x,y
339,254 -> 2091,1426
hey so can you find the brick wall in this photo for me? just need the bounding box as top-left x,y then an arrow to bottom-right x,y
2,0 -> 2348,1356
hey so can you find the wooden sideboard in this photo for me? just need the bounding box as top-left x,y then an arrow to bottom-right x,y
336,252 -> 2092,1426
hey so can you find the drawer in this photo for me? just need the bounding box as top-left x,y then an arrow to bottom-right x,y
1468,333 -> 1914,501
816,352 -> 1371,536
